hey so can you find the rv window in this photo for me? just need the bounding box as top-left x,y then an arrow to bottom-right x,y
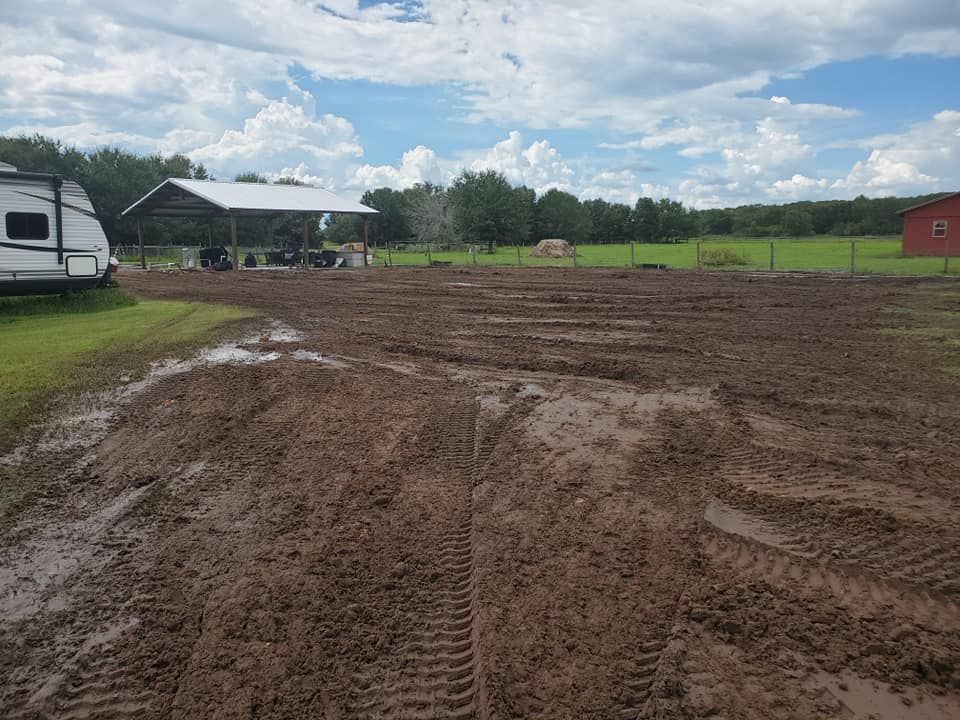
5,212 -> 50,240
932,220 -> 947,238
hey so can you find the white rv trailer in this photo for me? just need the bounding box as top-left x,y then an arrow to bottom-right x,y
0,168 -> 110,296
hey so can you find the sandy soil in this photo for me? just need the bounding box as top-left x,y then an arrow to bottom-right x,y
2,267 -> 959,719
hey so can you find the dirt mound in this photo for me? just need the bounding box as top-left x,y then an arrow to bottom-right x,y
529,238 -> 574,258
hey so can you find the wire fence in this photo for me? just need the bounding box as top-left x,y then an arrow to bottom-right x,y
118,237 -> 960,276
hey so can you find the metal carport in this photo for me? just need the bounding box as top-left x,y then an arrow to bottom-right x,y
122,178 -> 378,271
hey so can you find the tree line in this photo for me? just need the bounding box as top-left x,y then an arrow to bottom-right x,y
1,134 -> 945,251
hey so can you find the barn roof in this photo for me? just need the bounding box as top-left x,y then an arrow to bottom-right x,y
123,178 -> 378,218
897,191 -> 960,216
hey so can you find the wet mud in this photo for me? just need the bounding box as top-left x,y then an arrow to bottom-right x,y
2,267 -> 959,719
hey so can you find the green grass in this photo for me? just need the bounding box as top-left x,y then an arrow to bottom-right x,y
0,289 -> 255,445
375,236 -> 960,275
0,287 -> 137,317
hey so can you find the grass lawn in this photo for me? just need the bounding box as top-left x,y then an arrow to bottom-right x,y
0,288 -> 255,447
375,236 -> 959,275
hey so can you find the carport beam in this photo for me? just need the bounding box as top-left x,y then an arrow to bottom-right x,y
363,216 -> 369,267
137,216 -> 145,270
303,215 -> 310,269
230,215 -> 239,272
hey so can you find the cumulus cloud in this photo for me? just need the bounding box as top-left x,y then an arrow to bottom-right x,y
189,94 -> 363,181
464,131 -> 576,194
1,2 -> 957,206
351,145 -> 447,190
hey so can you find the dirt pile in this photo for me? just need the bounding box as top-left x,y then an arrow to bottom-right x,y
529,238 -> 574,258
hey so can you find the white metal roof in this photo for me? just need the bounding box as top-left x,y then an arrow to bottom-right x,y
123,178 -> 378,217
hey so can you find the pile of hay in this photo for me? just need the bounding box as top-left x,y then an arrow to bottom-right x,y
337,242 -> 366,253
529,238 -> 575,258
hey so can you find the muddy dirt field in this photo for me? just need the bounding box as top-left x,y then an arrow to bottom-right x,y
2,267 -> 960,719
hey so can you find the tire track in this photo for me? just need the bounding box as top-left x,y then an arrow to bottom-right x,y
701,512 -> 960,629
351,399 -> 484,720
719,444 -> 958,524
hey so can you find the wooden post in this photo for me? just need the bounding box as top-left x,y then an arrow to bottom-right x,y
207,219 -> 213,248
137,216 -> 146,269
473,245 -> 477,265
516,245 -> 521,266
427,243 -> 432,266
573,238 -> 578,268
945,235 -> 950,274
769,241 -> 774,272
302,215 -> 310,269
387,243 -> 392,267
696,240 -> 702,270
630,241 -> 635,269
362,216 -> 369,267
851,239 -> 856,275
230,215 -> 239,272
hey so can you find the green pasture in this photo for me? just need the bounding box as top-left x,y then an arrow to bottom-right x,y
379,236 -> 957,275
119,236 -> 958,276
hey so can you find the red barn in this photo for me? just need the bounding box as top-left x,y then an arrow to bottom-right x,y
898,192 -> 960,256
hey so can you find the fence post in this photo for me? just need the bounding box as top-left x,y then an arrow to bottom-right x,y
427,243 -> 432,266
387,243 -> 392,267
630,241 -> 635,269
769,241 -> 774,272
473,245 -> 478,266
850,239 -> 856,275
945,235 -> 950,274
517,245 -> 521,266
573,239 -> 578,268
697,240 -> 702,270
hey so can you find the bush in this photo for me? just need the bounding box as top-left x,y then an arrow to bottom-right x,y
700,247 -> 750,267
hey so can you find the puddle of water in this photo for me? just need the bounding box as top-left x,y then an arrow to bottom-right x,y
0,485 -> 151,621
241,319 -> 304,344
291,349 -> 324,362
200,346 -> 281,364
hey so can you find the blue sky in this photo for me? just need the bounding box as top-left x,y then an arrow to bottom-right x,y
1,1 -> 958,208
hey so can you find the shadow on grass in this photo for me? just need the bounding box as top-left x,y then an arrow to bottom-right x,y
0,287 -> 137,319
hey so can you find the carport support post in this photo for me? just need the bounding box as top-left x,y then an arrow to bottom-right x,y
137,216 -> 146,269
363,216 -> 369,267
230,215 -> 239,272
302,215 -> 310,270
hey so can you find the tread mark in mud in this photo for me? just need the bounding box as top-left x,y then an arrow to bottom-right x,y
353,401 -> 485,720
5,622 -> 152,720
702,525 -> 960,629
616,640 -> 666,720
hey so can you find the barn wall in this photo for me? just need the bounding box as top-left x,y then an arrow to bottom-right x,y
902,195 -> 960,257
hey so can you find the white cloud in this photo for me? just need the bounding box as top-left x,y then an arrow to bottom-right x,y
1,2 -> 957,207
188,95 -> 363,180
831,110 -> 960,197
768,173 -> 829,198
351,145 -> 447,190
464,131 -> 576,194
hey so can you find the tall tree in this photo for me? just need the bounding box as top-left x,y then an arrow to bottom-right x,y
447,170 -> 521,253
632,197 -> 660,243
361,187 -> 410,247
656,199 -> 697,242
405,184 -> 453,246
534,189 -> 593,245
